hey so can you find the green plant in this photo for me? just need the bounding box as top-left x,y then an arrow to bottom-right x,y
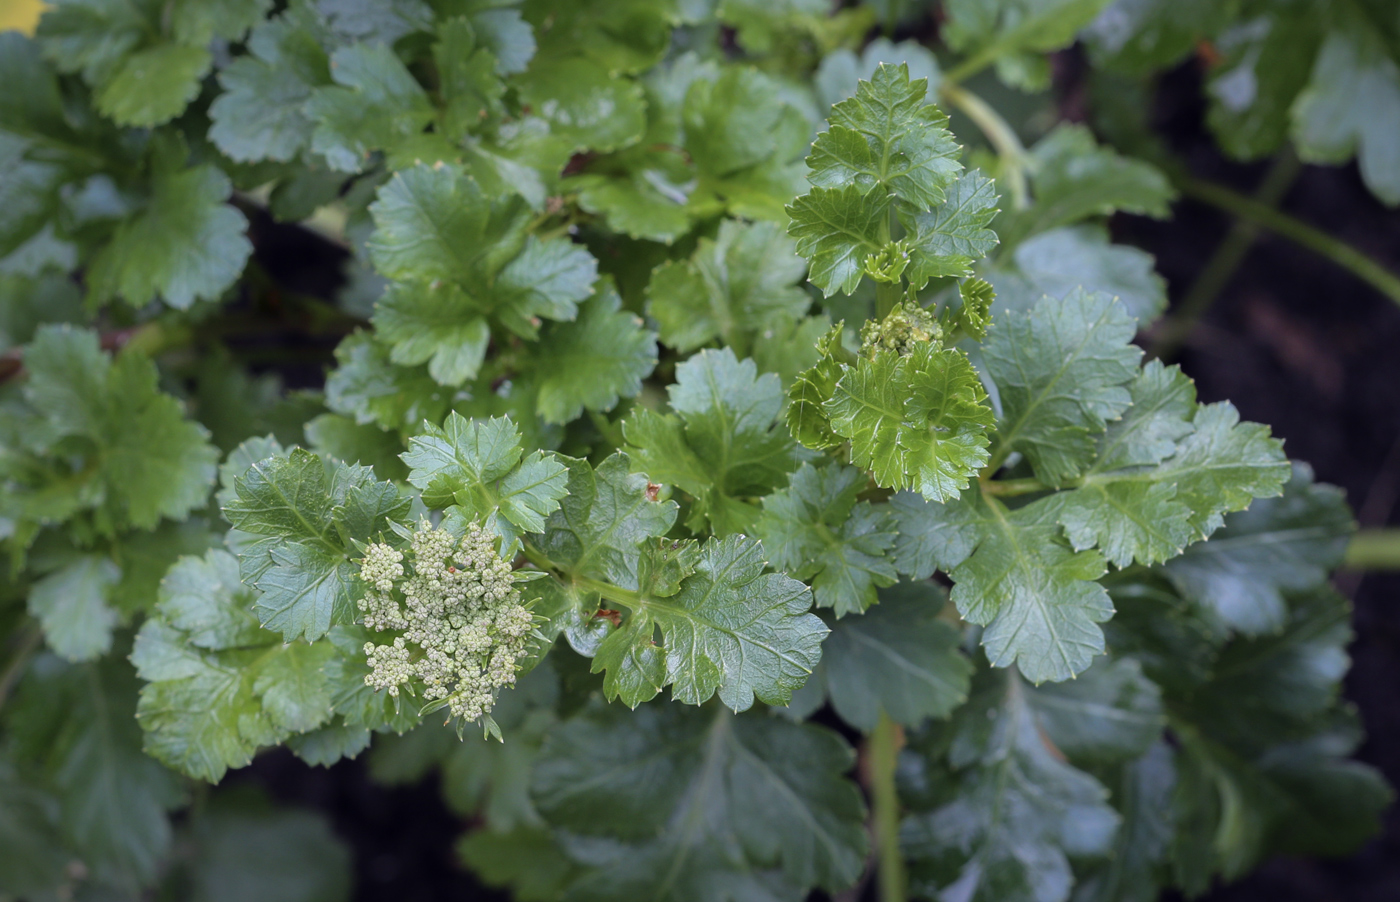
0,2 -> 1393,901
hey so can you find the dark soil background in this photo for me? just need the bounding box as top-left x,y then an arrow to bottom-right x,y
230,54 -> 1400,902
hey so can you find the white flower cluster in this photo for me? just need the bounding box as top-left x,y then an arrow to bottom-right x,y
358,521 -> 534,723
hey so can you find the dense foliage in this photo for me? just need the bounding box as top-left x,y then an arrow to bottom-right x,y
1,1 -> 1395,901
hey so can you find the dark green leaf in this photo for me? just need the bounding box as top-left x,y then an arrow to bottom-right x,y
532,702 -> 867,897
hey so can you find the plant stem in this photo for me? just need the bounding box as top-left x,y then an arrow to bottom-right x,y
876,280 -> 902,319
980,476 -> 1050,497
1153,159 -> 1400,360
868,712 -> 907,902
939,83 -> 1030,209
1149,153 -> 1302,360
0,624 -> 42,712
587,409 -> 626,449
942,44 -> 1003,87
1344,529 -> 1400,570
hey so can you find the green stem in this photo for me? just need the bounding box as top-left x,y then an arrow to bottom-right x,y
1149,153 -> 1303,360
572,574 -> 642,609
938,83 -> 1030,209
1171,167 -> 1400,311
587,409 -> 626,449
1344,529 -> 1400,570
980,476 -> 1050,497
876,280 -> 902,320
0,624 -> 42,712
869,712 -> 907,902
942,43 -> 1004,87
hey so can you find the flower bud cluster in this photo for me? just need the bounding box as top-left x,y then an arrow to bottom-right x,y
357,521 -> 533,723
860,300 -> 942,356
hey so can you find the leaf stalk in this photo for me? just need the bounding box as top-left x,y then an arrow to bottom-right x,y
938,83 -> 1030,210
868,711 -> 907,902
1344,529 -> 1400,570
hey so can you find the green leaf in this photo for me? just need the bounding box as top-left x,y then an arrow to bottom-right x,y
0,761 -> 67,897
1084,0 -> 1232,75
787,183 -> 889,297
1026,656 -> 1163,764
27,554 -> 120,662
1166,588 -> 1391,891
808,62 -> 963,211
758,462 -> 898,615
457,826 -> 579,902
1151,401 -> 1290,539
529,279 -> 657,424
902,664 -> 1120,902
1039,363 -> 1287,569
226,449 -> 409,640
514,55 -> 646,154
367,163 -> 528,285
320,625 -> 421,734
403,412 -> 569,539
565,146 -> 697,243
683,66 -> 810,221
187,791 -> 352,902
826,343 -> 994,502
890,488 -> 982,580
1046,477 -> 1195,569
1163,463 -> 1351,635
945,0 -> 1116,58
86,155 -> 252,310
997,124 -> 1174,247
367,162 -> 596,367
786,322 -> 849,450
286,722 -> 372,768
904,170 -> 1002,287
8,655 -> 184,891
956,498 -> 1113,683
814,38 -> 943,110
494,235 -> 601,330
434,16 -> 507,140
0,137 -> 64,262
1069,742 -> 1177,902
801,581 -> 972,730
531,702 -> 867,898
896,490 -> 1114,683
531,452 -> 678,591
1292,13 -> 1400,205
132,550 -> 337,781
35,0 -> 244,127
316,0 -> 433,43
647,220 -> 809,355
984,289 -> 1142,486
95,43 -> 212,127
1206,7 -> 1320,161
590,534 -> 827,710
14,326 -> 220,533
304,413 -> 409,482
325,331 -> 457,432
307,42 -> 434,172
526,0 -> 675,75
372,281 -> 492,386
209,1 -> 335,163
717,0 -> 828,53
984,224 -> 1168,323
623,348 -> 803,535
